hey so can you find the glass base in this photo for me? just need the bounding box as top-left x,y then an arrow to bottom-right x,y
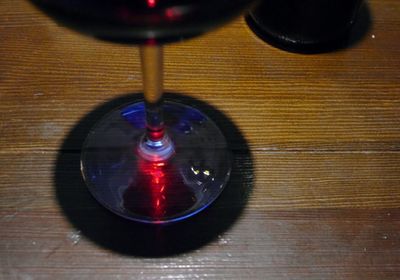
246,14 -> 352,54
81,100 -> 232,224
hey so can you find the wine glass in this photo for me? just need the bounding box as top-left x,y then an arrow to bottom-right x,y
246,0 -> 363,53
31,0 -> 256,224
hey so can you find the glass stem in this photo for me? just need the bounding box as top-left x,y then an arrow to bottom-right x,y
140,45 -> 164,141
138,45 -> 174,161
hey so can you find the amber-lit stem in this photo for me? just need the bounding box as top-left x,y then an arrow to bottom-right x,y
138,45 -> 174,161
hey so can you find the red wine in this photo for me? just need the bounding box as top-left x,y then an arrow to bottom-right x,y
247,0 -> 362,53
32,0 -> 254,43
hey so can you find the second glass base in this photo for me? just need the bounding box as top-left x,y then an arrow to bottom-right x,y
81,100 -> 232,224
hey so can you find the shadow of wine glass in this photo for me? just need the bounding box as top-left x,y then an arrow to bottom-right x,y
54,92 -> 253,257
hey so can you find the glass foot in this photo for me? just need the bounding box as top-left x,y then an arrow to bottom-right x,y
81,100 -> 232,224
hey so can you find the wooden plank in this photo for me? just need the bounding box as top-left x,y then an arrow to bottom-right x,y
1,150 -> 399,279
1,151 -> 400,210
0,208 -> 399,279
0,1 -> 399,152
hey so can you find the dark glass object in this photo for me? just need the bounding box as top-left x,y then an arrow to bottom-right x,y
246,0 -> 363,53
32,0 -> 253,43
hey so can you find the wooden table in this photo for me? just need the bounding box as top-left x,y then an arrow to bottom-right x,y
1,0 -> 399,279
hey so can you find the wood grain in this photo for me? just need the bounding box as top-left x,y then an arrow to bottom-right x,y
1,0 -> 400,279
1,0 -> 400,152
1,151 -> 400,210
1,208 -> 399,279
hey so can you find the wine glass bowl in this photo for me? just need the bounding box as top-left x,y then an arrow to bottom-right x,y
31,0 -> 255,43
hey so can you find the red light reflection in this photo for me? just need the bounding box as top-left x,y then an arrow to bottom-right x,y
140,160 -> 166,218
147,127 -> 165,142
147,0 -> 157,8
165,8 -> 183,20
123,159 -> 196,221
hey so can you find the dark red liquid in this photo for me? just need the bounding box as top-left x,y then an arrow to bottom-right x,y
247,0 -> 362,53
32,0 -> 255,43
